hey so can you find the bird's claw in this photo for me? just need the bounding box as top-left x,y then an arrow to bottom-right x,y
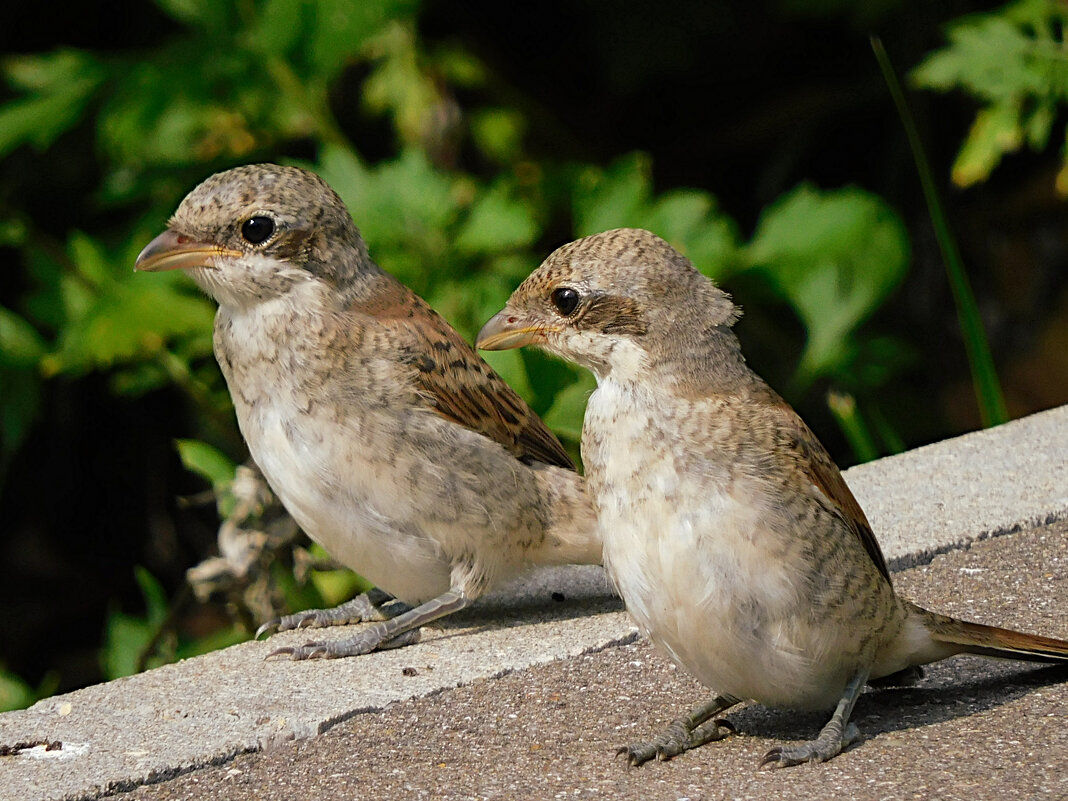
758,722 -> 859,769
255,619 -> 280,639
264,641 -> 334,661
619,716 -> 734,767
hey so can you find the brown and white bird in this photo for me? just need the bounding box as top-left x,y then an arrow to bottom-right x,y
135,164 -> 599,658
477,227 -> 1068,768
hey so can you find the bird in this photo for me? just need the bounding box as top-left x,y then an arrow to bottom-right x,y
476,227 -> 1068,768
135,163 -> 600,659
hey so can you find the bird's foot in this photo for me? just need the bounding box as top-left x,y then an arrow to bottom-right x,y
759,722 -> 860,769
265,624 -> 422,660
255,588 -> 408,638
620,716 -> 735,766
760,666 -> 868,769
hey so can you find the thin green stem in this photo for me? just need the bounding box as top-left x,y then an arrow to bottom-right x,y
827,389 -> 880,464
871,36 -> 1008,427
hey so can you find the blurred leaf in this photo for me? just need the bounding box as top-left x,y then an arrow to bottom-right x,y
310,568 -> 367,607
254,0 -> 308,56
0,667 -> 36,712
101,567 -> 170,680
0,50 -> 105,159
316,145 -> 461,290
0,307 -> 47,367
573,153 -> 652,236
541,371 -> 596,444
154,0 -> 232,33
0,310 -> 45,462
471,108 -> 526,165
0,367 -> 41,468
574,153 -> 740,278
454,184 -> 538,255
952,102 -> 1024,187
175,439 -> 237,490
175,624 -> 248,660
309,0 -> 418,80
827,388 -> 879,463
746,184 -> 910,385
46,269 -> 215,378
911,0 -> 1068,190
100,56 -> 265,168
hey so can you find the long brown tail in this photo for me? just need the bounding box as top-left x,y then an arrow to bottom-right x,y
916,602 -> 1068,663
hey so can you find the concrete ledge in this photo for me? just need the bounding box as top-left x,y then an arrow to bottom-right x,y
2,404 -> 1066,801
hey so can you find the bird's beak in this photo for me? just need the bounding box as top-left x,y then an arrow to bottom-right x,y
134,229 -> 241,272
476,309 -> 552,351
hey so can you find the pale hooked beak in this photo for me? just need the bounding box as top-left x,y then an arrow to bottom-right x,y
134,229 -> 241,272
476,309 -> 553,351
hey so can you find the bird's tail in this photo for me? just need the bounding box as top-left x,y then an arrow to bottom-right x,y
914,601 -> 1068,663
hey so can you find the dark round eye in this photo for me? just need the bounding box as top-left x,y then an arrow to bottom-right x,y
550,287 -> 579,316
240,215 -> 275,245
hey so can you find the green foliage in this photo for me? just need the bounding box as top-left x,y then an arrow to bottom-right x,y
0,667 -> 37,712
101,566 -> 247,679
746,184 -> 910,387
101,567 -> 171,680
912,0 -> 1068,192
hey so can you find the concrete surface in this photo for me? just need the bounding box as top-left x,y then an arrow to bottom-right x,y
1,404 -> 1066,801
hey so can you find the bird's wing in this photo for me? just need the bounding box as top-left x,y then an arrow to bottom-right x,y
772,399 -> 892,584
350,277 -> 576,471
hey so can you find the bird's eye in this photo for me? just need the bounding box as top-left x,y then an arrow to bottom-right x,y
550,287 -> 579,316
240,216 -> 275,245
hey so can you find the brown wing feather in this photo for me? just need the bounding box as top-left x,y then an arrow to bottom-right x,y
771,398 -> 892,583
350,276 -> 575,470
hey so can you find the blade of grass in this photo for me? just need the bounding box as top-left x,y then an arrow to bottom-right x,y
871,36 -> 1008,427
827,389 -> 880,464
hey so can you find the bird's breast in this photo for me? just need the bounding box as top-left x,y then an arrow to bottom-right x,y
211,301 -> 454,602
582,381 -> 877,709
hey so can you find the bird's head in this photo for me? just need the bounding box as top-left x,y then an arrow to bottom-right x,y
135,164 -> 370,308
477,228 -> 741,383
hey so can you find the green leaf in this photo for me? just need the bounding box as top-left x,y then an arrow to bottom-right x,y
746,184 -> 910,384
0,367 -> 41,465
951,102 -> 1024,187
47,270 -> 215,376
255,0 -> 308,56
454,184 -> 539,255
471,108 -> 526,164
0,50 -> 105,159
0,307 -> 47,367
911,0 -> 1068,191
308,0 -> 418,80
642,190 -> 740,280
175,439 -> 237,489
0,668 -> 36,712
100,567 -> 170,680
573,153 -> 652,237
572,154 -> 740,277
153,0 -> 232,32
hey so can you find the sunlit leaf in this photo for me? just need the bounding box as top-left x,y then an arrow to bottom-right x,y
175,439 -> 237,489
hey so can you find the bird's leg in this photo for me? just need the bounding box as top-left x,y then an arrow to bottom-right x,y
255,586 -> 411,639
621,694 -> 741,766
267,590 -> 471,659
759,668 -> 869,769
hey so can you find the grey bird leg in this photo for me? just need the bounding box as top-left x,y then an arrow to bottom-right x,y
267,589 -> 471,659
255,586 -> 411,639
760,668 -> 870,769
621,694 -> 741,766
